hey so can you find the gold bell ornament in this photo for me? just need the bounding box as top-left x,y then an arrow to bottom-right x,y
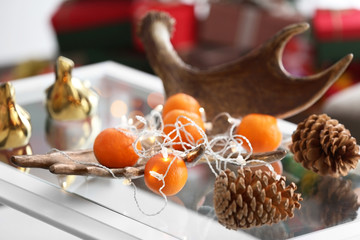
0,82 -> 32,150
46,56 -> 99,121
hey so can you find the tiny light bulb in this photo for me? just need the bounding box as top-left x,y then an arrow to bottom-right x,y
157,104 -> 163,111
150,171 -> 163,181
128,118 -> 134,126
199,107 -> 206,122
161,147 -> 168,159
230,141 -> 238,153
149,136 -> 156,144
123,178 -> 131,185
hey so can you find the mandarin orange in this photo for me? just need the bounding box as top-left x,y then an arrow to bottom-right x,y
93,128 -> 141,168
247,160 -> 283,175
163,109 -> 205,151
235,113 -> 282,153
162,93 -> 202,118
144,153 -> 188,196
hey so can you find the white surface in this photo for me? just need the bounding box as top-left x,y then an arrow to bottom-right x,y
323,83 -> 360,118
0,0 -> 63,66
290,220 -> 360,240
0,205 -> 80,240
0,163 -> 172,240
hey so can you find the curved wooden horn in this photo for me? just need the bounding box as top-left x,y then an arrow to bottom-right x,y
138,11 -> 353,120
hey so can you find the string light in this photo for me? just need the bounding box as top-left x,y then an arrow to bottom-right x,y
49,106 -> 281,216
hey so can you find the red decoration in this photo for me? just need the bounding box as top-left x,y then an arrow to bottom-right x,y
313,9 -> 360,41
132,0 -> 197,51
51,0 -> 133,33
199,2 -> 304,52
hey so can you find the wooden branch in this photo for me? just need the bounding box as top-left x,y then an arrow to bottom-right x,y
11,147 -> 286,178
11,149 -> 144,178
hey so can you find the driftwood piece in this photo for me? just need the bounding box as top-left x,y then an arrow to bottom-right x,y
138,11 -> 352,120
11,149 -> 145,178
11,148 -> 286,178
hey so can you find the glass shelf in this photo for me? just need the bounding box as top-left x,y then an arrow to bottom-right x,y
1,61 -> 359,240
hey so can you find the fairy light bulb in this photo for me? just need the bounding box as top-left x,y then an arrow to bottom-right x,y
154,104 -> 163,113
123,178 -> 132,185
199,107 -> 206,122
150,171 -> 164,181
161,147 -> 168,160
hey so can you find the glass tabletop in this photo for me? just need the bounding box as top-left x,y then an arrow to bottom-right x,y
1,61 -> 359,240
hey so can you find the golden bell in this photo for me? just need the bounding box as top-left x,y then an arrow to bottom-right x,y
0,82 -> 32,149
46,56 -> 99,120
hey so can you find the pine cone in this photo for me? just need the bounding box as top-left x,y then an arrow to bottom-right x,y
213,168 -> 302,230
290,114 -> 360,177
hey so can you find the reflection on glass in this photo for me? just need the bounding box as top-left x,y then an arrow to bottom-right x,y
45,115 -> 101,151
45,115 -> 101,189
0,143 -> 32,173
147,92 -> 164,109
110,100 -> 128,118
176,164 -> 215,210
57,175 -> 77,190
300,174 -> 359,228
244,222 -> 288,240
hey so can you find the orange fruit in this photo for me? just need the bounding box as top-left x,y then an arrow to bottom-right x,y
162,93 -> 202,118
247,161 -> 283,175
235,113 -> 282,153
93,128 -> 141,168
144,153 -> 188,196
163,109 -> 205,151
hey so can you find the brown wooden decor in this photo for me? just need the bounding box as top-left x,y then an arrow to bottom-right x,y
11,149 -> 145,178
137,11 -> 352,120
11,148 -> 286,178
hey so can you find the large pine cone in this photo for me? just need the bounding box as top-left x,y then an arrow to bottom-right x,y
290,114 -> 360,177
213,168 -> 302,229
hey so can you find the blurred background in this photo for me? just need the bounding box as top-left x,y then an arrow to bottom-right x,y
0,0 -> 359,78
2,0 -> 359,136
0,0 -> 359,76
0,0 -> 360,130
0,0 -> 359,134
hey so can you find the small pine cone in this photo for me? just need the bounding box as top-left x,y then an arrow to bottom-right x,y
290,114 -> 360,177
316,176 -> 359,226
213,168 -> 302,230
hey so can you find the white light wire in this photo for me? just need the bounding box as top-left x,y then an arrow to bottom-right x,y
48,108 -> 280,216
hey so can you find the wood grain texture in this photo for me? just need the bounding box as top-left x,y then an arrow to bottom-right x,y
11,149 -> 145,178
138,11 -> 353,120
11,148 -> 286,178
